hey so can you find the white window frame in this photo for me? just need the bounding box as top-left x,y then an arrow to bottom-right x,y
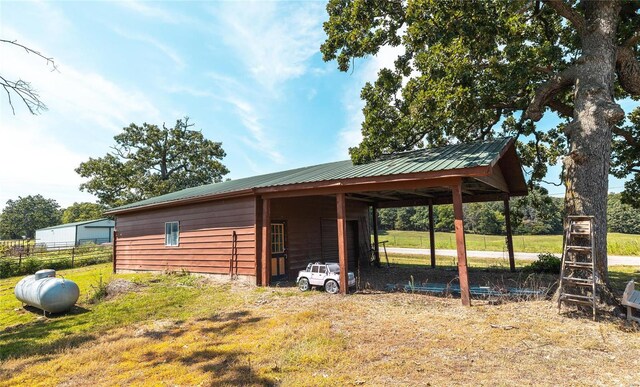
165,221 -> 180,247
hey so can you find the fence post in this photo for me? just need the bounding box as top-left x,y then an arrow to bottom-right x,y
71,247 -> 75,267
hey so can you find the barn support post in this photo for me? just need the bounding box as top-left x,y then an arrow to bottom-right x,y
336,193 -> 349,294
255,197 -> 263,285
428,200 -> 436,269
261,198 -> 271,287
451,182 -> 471,306
372,203 -> 380,266
112,229 -> 117,274
504,195 -> 516,272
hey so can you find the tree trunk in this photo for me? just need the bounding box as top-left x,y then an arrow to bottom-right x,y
564,1 -> 625,300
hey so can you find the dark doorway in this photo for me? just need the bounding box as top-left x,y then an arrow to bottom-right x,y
320,219 -> 359,269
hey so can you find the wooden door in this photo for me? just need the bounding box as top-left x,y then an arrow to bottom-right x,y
270,222 -> 287,280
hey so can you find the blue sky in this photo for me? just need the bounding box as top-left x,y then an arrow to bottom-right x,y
0,1 -> 634,209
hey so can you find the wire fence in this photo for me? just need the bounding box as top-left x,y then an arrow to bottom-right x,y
0,244 -> 112,279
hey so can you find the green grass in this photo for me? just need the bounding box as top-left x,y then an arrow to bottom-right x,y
0,264 -> 244,360
377,230 -> 640,255
1,262 -> 639,386
384,253 -> 639,292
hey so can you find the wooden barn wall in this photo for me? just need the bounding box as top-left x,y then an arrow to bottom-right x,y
270,196 -> 370,279
115,197 -> 257,277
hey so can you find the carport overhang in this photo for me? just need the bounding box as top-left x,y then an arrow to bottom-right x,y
255,139 -> 527,306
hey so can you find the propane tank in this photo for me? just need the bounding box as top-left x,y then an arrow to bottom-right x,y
15,269 -> 80,314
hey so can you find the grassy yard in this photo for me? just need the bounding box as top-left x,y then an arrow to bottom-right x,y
1,262 -> 639,385
378,230 -> 640,255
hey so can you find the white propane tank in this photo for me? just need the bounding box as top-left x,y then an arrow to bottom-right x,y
14,269 -> 80,314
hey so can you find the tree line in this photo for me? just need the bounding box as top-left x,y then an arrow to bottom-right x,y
377,191 -> 640,236
0,197 -> 106,239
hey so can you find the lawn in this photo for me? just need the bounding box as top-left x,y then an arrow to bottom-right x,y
1,262 -> 639,386
378,230 -> 640,255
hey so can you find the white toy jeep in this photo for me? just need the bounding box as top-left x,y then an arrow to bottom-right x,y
296,262 -> 356,294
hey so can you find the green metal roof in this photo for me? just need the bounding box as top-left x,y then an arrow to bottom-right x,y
37,218 -> 113,231
109,137 -> 514,213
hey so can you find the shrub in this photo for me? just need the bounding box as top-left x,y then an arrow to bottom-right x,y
523,253 -> 561,274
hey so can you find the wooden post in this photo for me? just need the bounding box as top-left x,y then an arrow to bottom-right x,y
504,195 -> 516,272
451,182 -> 471,306
336,193 -> 348,294
71,247 -> 75,267
261,198 -> 271,287
112,229 -> 117,274
428,201 -> 436,268
372,203 -> 380,266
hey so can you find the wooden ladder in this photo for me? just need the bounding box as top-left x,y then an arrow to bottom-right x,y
558,216 -> 597,320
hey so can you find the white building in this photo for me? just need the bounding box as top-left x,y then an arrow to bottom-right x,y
35,219 -> 115,249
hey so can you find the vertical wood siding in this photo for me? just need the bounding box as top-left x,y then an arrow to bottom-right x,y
270,196 -> 370,278
115,197 -> 257,276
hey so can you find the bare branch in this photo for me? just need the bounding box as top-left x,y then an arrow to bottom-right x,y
1,39 -> 56,114
616,45 -> 640,95
542,0 -> 585,35
526,67 -> 577,121
0,39 -> 58,72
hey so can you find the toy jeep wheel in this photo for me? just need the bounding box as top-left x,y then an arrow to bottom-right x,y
298,278 -> 310,291
325,279 -> 339,294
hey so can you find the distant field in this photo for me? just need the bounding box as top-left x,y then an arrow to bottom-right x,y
376,230 -> 640,256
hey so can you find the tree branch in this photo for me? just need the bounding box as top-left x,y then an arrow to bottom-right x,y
526,67 -> 577,121
0,39 -> 58,71
613,126 -> 638,146
616,46 -> 640,95
623,29 -> 640,48
542,0 -> 585,35
547,98 -> 573,118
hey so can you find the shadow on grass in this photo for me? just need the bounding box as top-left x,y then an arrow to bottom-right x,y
138,310 -> 273,386
1,305 -> 96,361
609,268 -> 640,292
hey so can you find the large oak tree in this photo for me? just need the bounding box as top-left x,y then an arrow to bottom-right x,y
76,118 -> 229,207
321,0 -> 640,294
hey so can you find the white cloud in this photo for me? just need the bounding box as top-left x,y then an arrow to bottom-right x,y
118,0 -> 190,25
210,1 -> 326,93
112,28 -> 185,70
0,27 -> 162,208
227,97 -> 284,164
335,44 -> 405,158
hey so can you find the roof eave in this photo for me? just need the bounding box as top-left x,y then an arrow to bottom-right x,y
104,189 -> 256,215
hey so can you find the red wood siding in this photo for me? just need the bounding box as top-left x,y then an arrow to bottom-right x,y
270,196 -> 370,278
115,197 -> 257,276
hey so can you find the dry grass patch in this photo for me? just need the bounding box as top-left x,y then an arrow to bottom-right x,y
1,264 -> 639,385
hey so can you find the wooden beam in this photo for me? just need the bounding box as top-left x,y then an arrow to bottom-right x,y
261,198 -> 271,287
112,229 -> 117,274
372,203 -> 381,267
452,182 -> 471,306
261,176 -> 471,199
359,192 -> 402,200
398,190 -> 435,198
504,196 -> 515,272
376,198 -> 433,209
345,194 -> 375,203
254,197 -> 262,284
257,167 -> 490,196
336,193 -> 348,294
475,165 -> 509,192
428,202 -> 436,269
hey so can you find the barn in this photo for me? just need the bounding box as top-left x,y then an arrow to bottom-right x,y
106,138 -> 527,305
35,219 -> 115,249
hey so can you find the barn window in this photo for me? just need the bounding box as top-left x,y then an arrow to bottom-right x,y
165,222 -> 179,246
271,223 -> 285,253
